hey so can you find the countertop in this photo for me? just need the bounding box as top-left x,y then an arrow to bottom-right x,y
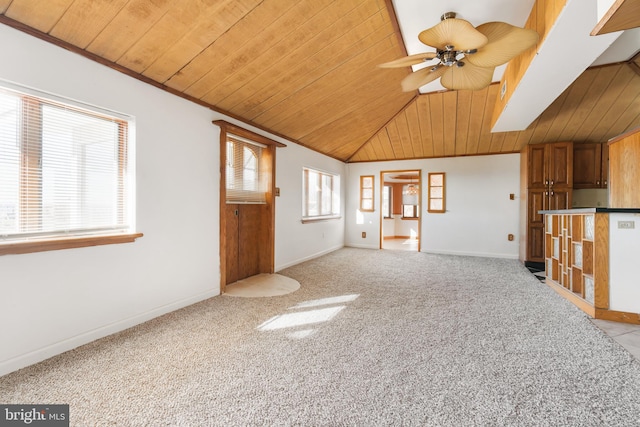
539,208 -> 640,214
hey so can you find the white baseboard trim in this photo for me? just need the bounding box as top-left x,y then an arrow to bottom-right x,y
0,289 -> 220,377
276,244 -> 344,271
420,249 -> 519,259
345,243 -> 379,250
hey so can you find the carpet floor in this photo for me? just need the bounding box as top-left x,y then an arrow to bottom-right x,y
1,248 -> 639,426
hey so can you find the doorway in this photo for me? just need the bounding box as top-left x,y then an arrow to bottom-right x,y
380,170 -> 421,251
216,120 -> 285,293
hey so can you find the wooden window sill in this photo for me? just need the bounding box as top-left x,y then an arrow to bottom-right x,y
401,217 -> 419,221
0,233 -> 144,255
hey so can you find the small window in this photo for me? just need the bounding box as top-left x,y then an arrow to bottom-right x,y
360,175 -> 374,212
402,182 -> 419,219
302,167 -> 340,221
428,172 -> 446,213
226,136 -> 267,203
382,185 -> 391,218
0,82 -> 137,254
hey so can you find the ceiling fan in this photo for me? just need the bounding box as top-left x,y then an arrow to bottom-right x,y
379,12 -> 539,92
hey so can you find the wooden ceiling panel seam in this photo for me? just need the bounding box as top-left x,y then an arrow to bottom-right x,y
476,86 -> 496,155
442,90 -> 457,157
85,0 -> 175,62
4,0 -> 74,33
248,34 -> 401,130
346,95 -> 417,162
141,0 -> 260,83
115,1 -> 234,74
49,0 -> 130,49
465,89 -> 488,155
553,68 -> 601,142
405,102 -> 423,158
454,90 -> 472,156
165,0 -> 289,92
576,65 -> 634,143
240,14 -> 399,121
590,70 -> 640,142
216,0 -> 382,114
555,66 -> 620,142
197,0 -> 353,108
428,92 -> 445,158
255,41 -> 402,136
416,95 -> 434,158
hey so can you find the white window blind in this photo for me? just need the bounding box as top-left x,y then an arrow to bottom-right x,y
226,135 -> 268,204
0,83 -> 133,242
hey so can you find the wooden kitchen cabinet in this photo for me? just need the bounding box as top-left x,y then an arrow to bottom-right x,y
573,143 -> 608,188
520,142 -> 573,265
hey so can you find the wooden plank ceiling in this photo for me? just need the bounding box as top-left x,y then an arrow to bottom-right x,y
1,0 -> 639,163
350,61 -> 640,162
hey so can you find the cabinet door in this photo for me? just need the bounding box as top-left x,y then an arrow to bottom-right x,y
549,189 -> 572,210
528,225 -> 546,262
528,189 -> 546,226
600,143 -> 608,188
548,142 -> 573,188
573,143 -> 601,189
527,144 -> 547,188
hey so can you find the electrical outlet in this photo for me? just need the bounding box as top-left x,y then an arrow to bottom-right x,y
618,221 -> 635,229
362,231 -> 366,238
508,234 -> 514,241
509,193 -> 515,200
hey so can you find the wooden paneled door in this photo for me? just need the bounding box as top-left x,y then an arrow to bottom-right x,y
225,203 -> 271,284
216,120 -> 285,293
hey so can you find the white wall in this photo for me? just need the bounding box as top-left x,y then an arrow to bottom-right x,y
274,141 -> 345,270
346,154 -> 521,258
0,23 -> 342,376
608,213 -> 640,313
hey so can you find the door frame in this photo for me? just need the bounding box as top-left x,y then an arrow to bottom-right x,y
215,120 -> 285,294
379,169 -> 421,251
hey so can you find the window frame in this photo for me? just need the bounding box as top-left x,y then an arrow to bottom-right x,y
0,82 -> 141,255
302,167 -> 341,223
359,175 -> 374,212
381,185 -> 392,219
428,172 -> 446,213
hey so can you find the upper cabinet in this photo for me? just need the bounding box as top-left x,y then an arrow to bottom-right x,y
527,142 -> 573,189
573,143 -> 609,189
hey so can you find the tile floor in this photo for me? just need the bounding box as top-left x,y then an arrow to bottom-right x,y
591,319 -> 640,361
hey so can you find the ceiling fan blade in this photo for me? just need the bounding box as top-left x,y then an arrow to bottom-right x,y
464,22 -> 539,68
418,18 -> 488,51
378,52 -> 438,68
401,65 -> 448,92
440,62 -> 494,91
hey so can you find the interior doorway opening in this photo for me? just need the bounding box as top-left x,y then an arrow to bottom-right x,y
380,170 -> 421,252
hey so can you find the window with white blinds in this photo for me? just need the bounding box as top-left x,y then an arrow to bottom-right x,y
226,135 -> 268,203
0,82 -> 134,243
302,167 -> 340,221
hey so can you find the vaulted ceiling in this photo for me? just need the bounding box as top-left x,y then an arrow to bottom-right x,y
0,0 -> 639,163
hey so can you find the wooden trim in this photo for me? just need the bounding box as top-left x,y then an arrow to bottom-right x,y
359,175 -> 375,212
607,125 -> 640,145
595,309 -> 640,325
0,233 -> 143,255
348,149 -> 520,163
591,0 -> 640,35
593,214 -> 609,309
213,120 -> 286,148
219,126 -> 229,293
546,279 -> 596,317
427,172 -> 446,213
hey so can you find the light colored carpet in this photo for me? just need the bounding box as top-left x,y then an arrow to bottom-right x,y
224,273 -> 300,297
1,248 -> 640,426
